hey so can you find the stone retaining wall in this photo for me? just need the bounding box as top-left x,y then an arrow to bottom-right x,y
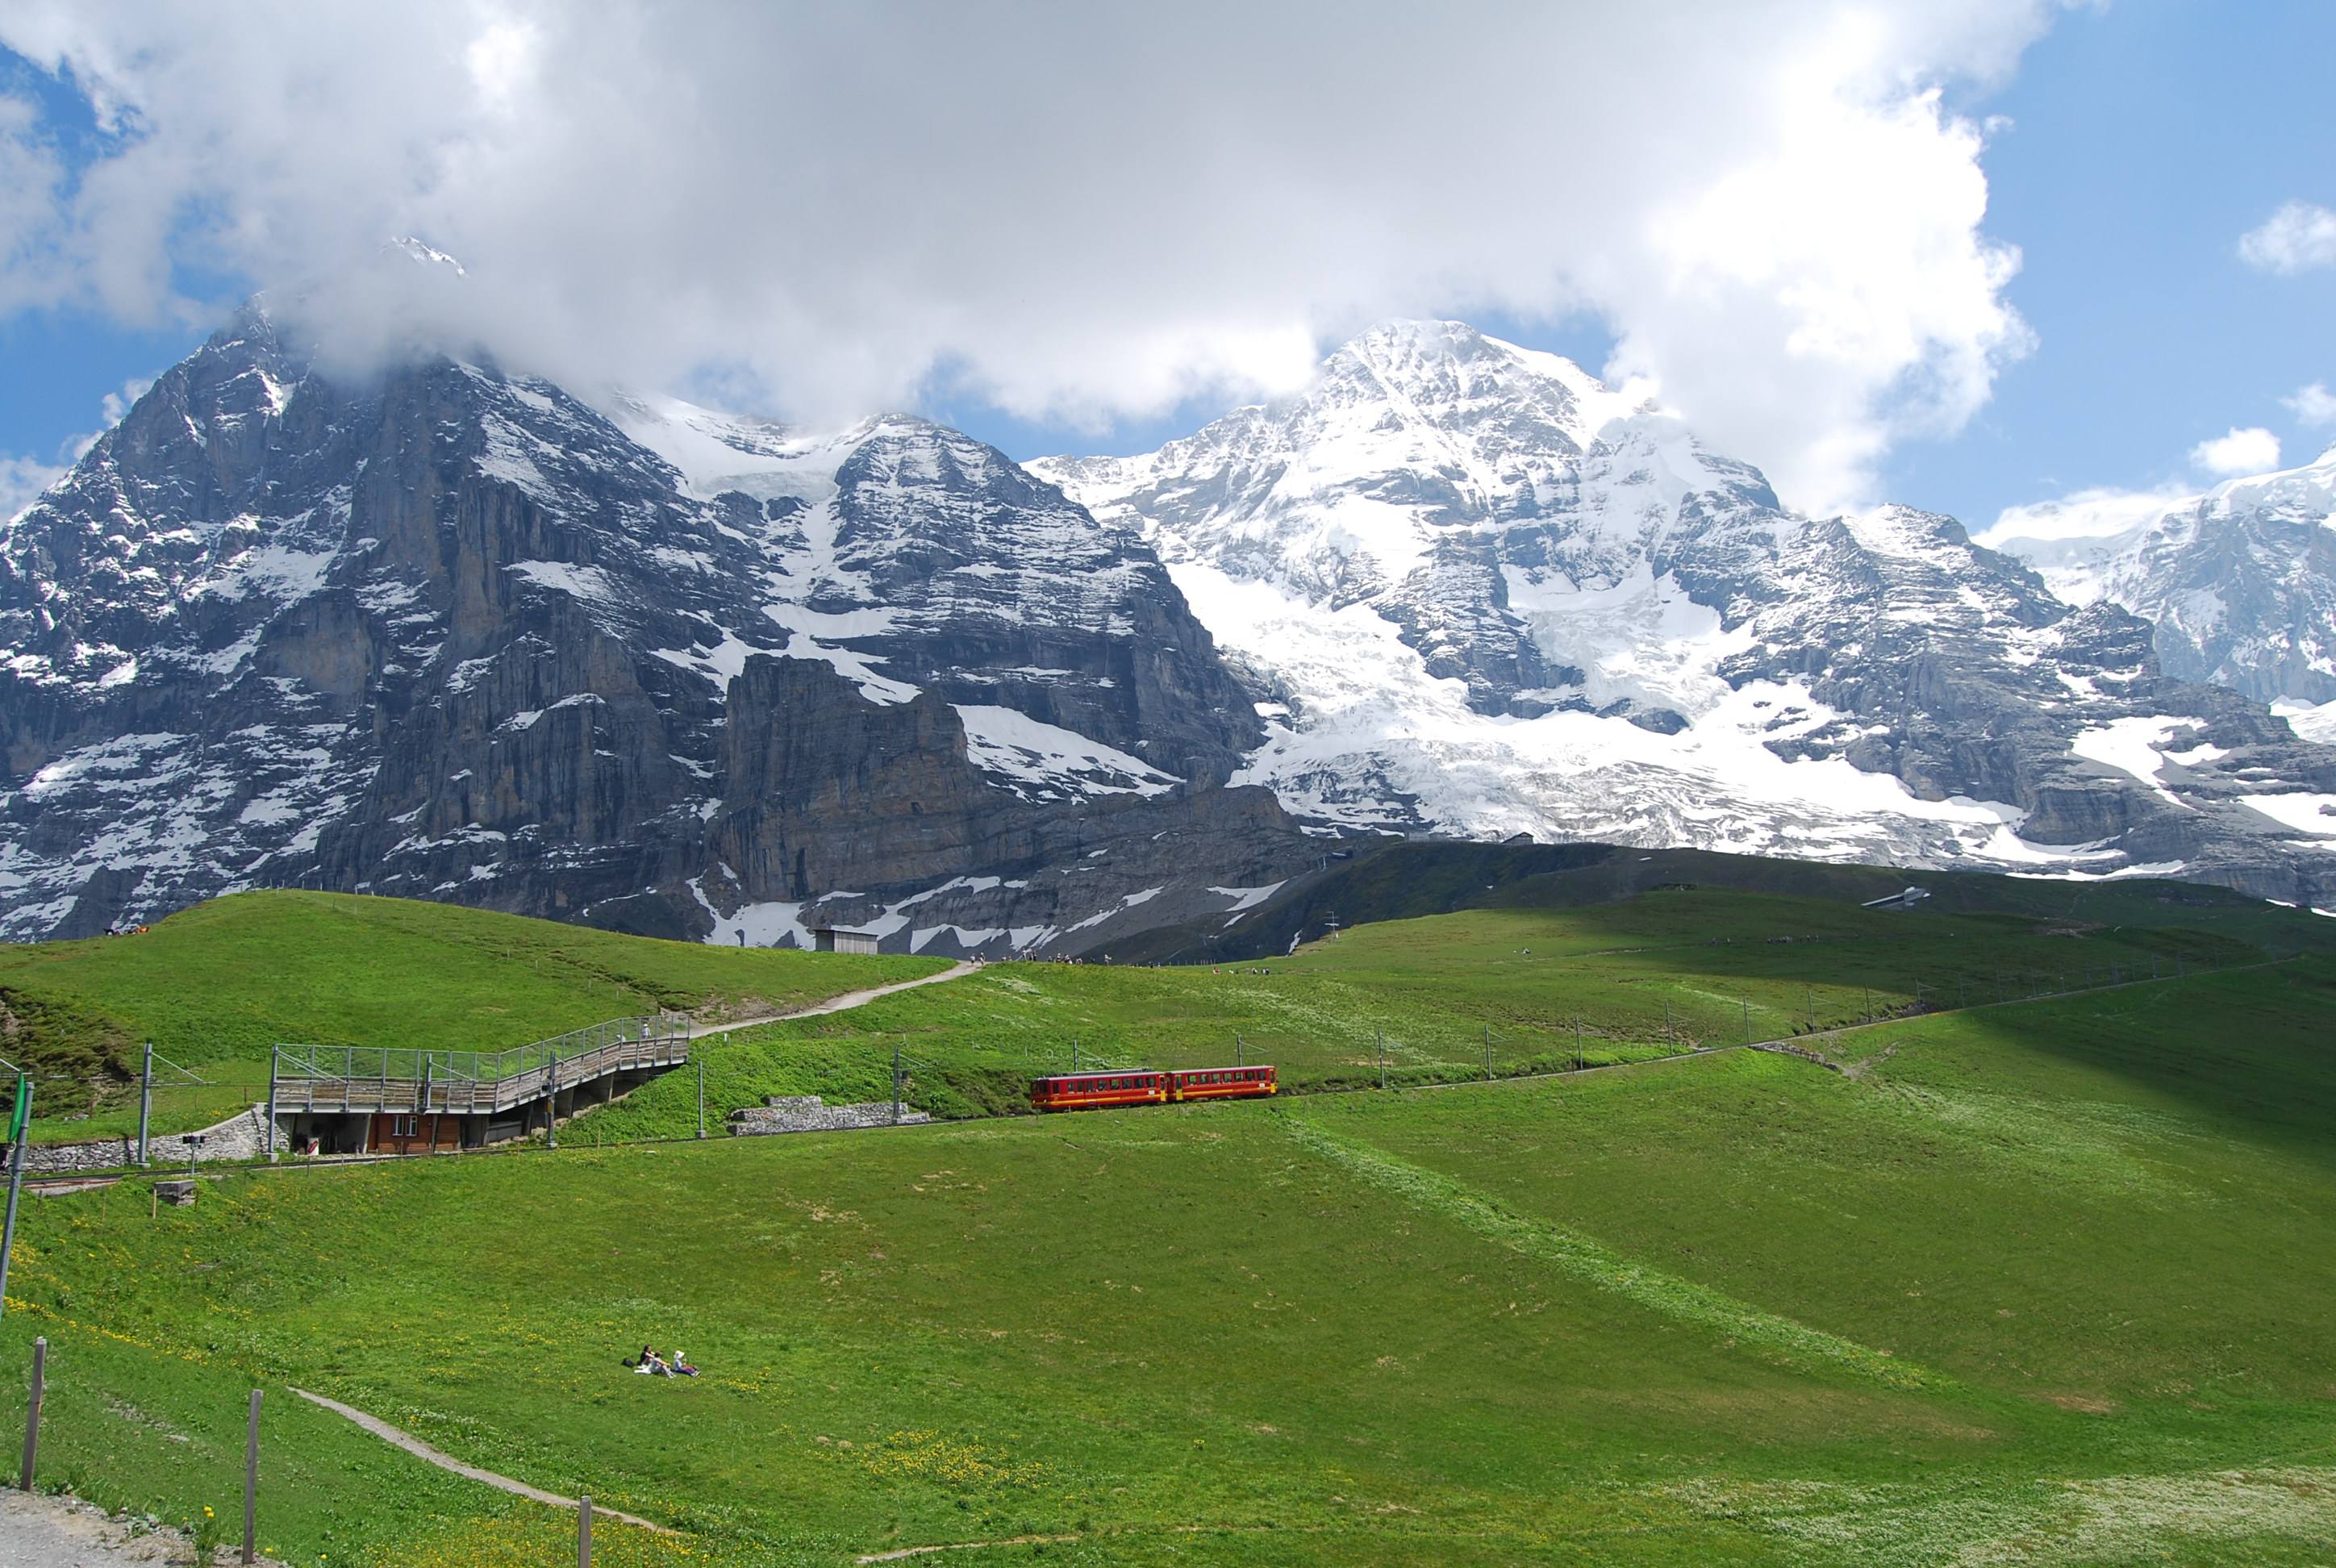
728,1095 -> 930,1136
22,1103 -> 282,1174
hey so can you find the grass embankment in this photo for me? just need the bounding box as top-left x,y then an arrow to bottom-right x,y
5,960 -> 2335,1563
0,892 -> 947,1141
582,880 -> 2308,1140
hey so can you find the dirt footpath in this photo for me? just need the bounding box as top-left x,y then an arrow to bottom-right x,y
0,1493 -> 190,1566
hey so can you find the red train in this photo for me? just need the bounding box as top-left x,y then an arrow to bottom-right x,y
1028,1064 -> 1277,1112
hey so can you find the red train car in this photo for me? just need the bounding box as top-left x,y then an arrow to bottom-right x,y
1169,1065 -> 1277,1102
1028,1070 -> 1170,1111
1028,1065 -> 1276,1112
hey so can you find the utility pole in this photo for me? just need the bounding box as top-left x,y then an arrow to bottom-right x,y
546,1050 -> 559,1149
892,1042 -> 903,1125
1484,1025 -> 1492,1080
1236,1032 -> 1244,1068
265,1047 -> 279,1161
1573,1015 -> 1582,1070
137,1042 -> 153,1167
1376,1027 -> 1386,1091
695,1058 -> 706,1140
0,1076 -> 28,1321
1663,1000 -> 1673,1048
1742,999 -> 1751,1045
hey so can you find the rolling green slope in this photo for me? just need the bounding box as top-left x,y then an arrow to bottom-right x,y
0,891 -> 947,1141
580,880 -> 2322,1141
6,960 -> 2336,1563
1109,839 -> 2317,965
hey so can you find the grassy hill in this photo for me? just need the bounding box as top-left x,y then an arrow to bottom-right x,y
5,958 -> 2335,1563
1103,839 -> 2311,964
578,876 -> 2322,1137
0,891 -> 948,1141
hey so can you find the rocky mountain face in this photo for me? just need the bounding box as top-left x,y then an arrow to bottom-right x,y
1979,444 -> 2336,715
0,306 -> 1316,947
9,309 -> 2334,946
1037,322 -> 2336,907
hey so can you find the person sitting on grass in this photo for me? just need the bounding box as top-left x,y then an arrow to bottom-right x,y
672,1349 -> 699,1377
632,1344 -> 668,1374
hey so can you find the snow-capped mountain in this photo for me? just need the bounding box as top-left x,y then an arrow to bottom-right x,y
1979,444 -> 2336,722
1037,321 -> 2336,906
0,305 -> 1313,945
7,306 -> 2334,943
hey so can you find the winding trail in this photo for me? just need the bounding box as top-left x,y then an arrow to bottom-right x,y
686,961 -> 978,1040
264,974 -> 980,1541
288,1389 -> 670,1532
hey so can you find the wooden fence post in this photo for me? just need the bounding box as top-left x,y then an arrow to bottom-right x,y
18,1337 -> 43,1489
578,1494 -> 593,1566
241,1388 -> 260,1563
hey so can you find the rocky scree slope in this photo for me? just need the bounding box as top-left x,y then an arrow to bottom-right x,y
1037,321 -> 2336,907
0,308 -> 1312,948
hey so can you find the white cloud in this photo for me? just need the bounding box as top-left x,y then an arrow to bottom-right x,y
2284,382 -> 2336,427
0,1 -> 2060,512
0,453 -> 68,523
1976,482 -> 2188,550
0,376 -> 155,517
2240,202 -> 2336,275
2188,426 -> 2281,478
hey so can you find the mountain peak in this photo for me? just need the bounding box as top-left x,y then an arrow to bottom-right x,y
1319,319 -> 1636,454
382,236 -> 467,277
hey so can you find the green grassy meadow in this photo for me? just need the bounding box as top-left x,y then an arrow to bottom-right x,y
0,891 -> 947,1141
3,905 -> 2334,1562
582,876 -> 2309,1140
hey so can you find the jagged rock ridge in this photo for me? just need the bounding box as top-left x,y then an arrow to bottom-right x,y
1979,444 -> 2336,713
1037,321 -> 2336,908
0,307 -> 1312,947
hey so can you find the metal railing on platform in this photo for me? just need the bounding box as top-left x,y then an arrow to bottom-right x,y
268,1015 -> 690,1121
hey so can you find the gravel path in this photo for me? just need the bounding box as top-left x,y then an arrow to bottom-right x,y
685,961 -> 978,1040
0,1493 -> 189,1566
289,1390 -> 667,1531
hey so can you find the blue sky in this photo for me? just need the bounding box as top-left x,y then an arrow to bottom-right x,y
2,0 -> 2331,528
